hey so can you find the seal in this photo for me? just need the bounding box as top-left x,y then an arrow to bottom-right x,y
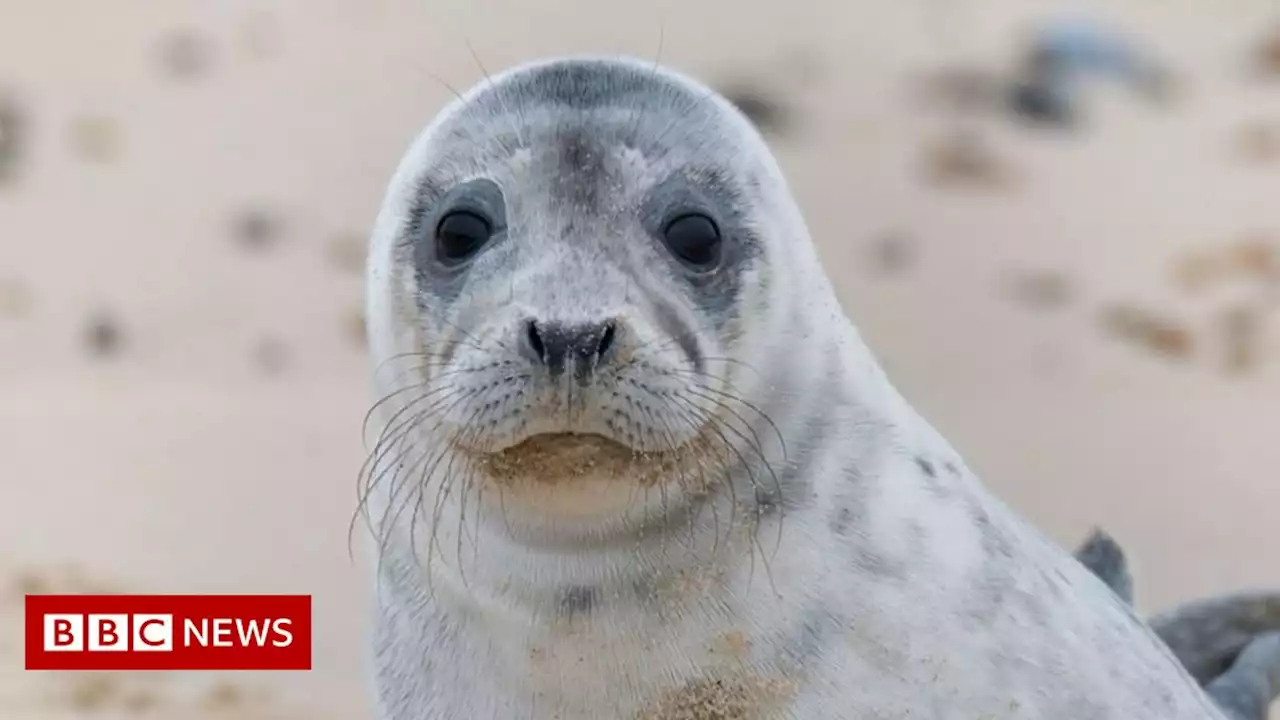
359,55 -> 1275,719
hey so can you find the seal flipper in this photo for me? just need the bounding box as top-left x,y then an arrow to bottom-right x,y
1151,593 -> 1280,685
1202,632 -> 1280,720
1072,527 -> 1135,605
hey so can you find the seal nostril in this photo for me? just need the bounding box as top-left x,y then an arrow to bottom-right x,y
596,321 -> 617,362
524,320 -> 546,362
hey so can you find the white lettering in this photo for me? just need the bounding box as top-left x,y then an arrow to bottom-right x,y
131,614 -> 173,652
87,614 -> 129,652
183,618 -> 209,647
43,614 -> 84,652
271,618 -> 293,648
236,619 -> 270,647
212,618 -> 234,647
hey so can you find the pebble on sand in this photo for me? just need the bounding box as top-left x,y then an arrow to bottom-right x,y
232,208 -> 282,252
1254,23 -> 1280,79
1004,270 -> 1073,311
68,115 -> 122,163
0,92 -> 25,184
923,129 -> 1013,188
155,29 -> 212,80
253,336 -> 289,376
1237,121 -> 1280,163
345,306 -> 367,348
1100,305 -> 1194,360
1228,235 -> 1279,281
1218,304 -> 1264,375
867,232 -> 914,276
84,312 -> 123,357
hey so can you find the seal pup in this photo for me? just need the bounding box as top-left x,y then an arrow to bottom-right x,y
360,55 -> 1263,719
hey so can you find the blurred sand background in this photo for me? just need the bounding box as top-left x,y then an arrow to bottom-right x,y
1,0 -> 1279,717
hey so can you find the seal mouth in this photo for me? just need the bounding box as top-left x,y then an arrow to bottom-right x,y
474,432 -> 684,486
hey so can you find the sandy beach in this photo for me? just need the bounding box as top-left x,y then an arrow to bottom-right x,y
2,0 -> 1279,716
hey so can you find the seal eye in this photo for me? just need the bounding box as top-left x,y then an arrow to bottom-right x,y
435,210 -> 492,264
662,214 -> 723,270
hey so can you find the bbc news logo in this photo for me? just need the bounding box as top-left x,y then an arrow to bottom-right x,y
25,595 -> 311,671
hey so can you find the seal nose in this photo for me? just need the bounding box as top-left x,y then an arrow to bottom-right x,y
520,319 -> 618,379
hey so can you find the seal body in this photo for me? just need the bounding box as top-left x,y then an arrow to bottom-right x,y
362,56 -> 1227,719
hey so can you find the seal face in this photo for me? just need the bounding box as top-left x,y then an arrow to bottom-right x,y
363,56 -> 1238,720
366,57 -> 800,543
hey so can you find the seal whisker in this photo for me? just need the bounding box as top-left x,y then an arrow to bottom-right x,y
644,399 -> 715,557
370,387 -> 488,581
360,370 -> 480,449
351,386 -> 476,556
626,21 -> 665,148
660,392 -> 750,561
461,36 -> 528,151
666,389 -> 783,592
422,406 -> 490,594
358,384 -> 471,501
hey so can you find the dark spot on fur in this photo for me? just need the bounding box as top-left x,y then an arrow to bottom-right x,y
632,574 -> 658,604
648,295 -> 702,374
970,503 -> 1013,560
557,585 -> 596,617
753,485 -> 781,516
555,128 -> 605,210
915,455 -> 953,498
962,499 -> 1024,625
851,544 -> 907,580
829,506 -> 853,536
914,456 -> 936,478
763,413 -> 828,515
782,604 -> 840,665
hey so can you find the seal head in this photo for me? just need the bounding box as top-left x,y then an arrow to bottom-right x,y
365,56 -> 829,541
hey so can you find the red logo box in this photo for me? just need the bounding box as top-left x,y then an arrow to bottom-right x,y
25,595 -> 311,671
